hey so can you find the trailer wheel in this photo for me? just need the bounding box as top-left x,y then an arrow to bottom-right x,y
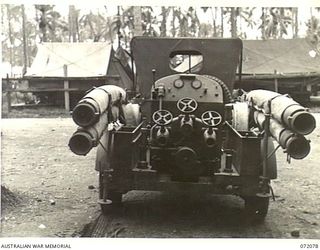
244,196 -> 269,223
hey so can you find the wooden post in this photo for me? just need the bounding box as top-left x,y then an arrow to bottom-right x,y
6,74 -> 11,113
63,64 -> 70,112
274,70 -> 278,93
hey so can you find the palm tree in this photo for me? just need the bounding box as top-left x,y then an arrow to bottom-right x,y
68,5 -> 79,42
171,7 -> 178,37
141,6 -> 158,37
220,7 -> 224,37
133,6 -> 143,36
210,7 -> 219,37
291,7 -> 298,38
306,14 -> 320,45
169,7 -> 200,37
263,8 -> 292,39
21,4 -> 28,74
188,7 -> 200,37
238,7 -> 256,38
226,7 -> 256,38
79,10 -> 117,42
6,5 -> 14,75
230,7 -> 237,37
35,5 -> 68,42
160,7 -> 169,37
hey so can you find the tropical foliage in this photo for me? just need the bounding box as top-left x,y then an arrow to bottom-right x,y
1,5 -> 320,75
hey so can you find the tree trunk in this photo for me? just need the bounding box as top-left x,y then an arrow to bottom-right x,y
177,7 -> 187,37
292,8 -> 298,38
310,7 -> 314,35
280,8 -> 285,38
211,7 -> 217,37
261,7 -> 266,39
6,5 -> 13,76
21,4 -> 28,75
160,7 -> 167,37
172,8 -> 176,37
133,6 -> 143,36
39,7 -> 47,42
294,8 -> 298,38
230,7 -> 237,38
68,5 -> 78,42
220,7 -> 224,37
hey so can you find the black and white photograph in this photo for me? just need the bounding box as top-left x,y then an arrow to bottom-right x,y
1,0 -> 320,246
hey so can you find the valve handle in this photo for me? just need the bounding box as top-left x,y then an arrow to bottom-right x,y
152,110 -> 173,126
201,111 -> 222,127
177,97 -> 198,113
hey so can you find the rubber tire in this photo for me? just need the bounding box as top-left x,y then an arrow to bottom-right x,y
244,196 -> 269,223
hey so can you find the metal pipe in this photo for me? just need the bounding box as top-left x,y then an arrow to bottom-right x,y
156,127 -> 170,146
180,115 -> 193,135
203,128 -> 217,147
69,111 -> 109,155
254,111 -> 311,159
246,90 -> 316,135
72,85 -> 126,127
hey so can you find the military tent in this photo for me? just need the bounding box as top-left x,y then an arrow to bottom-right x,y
25,42 -> 132,108
238,38 -> 320,103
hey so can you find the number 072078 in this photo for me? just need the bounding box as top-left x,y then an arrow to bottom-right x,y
300,244 -> 319,249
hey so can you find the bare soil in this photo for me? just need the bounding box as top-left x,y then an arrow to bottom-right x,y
1,118 -> 98,237
1,115 -> 320,238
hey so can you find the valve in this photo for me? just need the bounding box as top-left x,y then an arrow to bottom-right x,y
201,111 -> 222,127
152,110 -> 173,126
177,97 -> 198,113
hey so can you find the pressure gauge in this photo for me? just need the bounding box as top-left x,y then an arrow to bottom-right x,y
174,79 -> 184,89
191,79 -> 202,89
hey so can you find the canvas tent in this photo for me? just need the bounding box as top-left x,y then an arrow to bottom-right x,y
242,38 -> 320,75
25,42 -> 132,108
238,38 -> 320,103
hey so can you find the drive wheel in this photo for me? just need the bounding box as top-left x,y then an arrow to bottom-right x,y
244,196 -> 269,223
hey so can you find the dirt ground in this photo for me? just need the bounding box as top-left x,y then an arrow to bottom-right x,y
1,115 -> 320,238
